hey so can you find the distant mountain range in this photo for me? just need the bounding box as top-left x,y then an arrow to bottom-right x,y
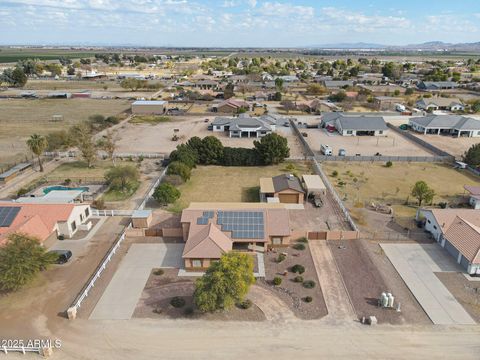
308,41 -> 480,51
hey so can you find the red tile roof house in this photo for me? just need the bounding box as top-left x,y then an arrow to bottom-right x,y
417,208 -> 480,275
180,204 -> 291,270
211,99 -> 250,114
0,202 -> 92,246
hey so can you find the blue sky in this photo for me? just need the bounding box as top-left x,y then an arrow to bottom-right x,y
1,0 -> 479,47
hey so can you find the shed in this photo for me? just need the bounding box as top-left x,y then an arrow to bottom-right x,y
132,100 -> 167,115
302,175 -> 326,197
132,210 -> 153,228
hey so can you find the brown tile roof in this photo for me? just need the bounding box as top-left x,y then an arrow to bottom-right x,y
266,209 -> 291,236
464,185 -> 480,196
182,223 -> 232,259
444,216 -> 480,264
430,209 -> 480,233
272,174 -> 305,193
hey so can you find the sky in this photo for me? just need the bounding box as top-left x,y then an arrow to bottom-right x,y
1,0 -> 480,47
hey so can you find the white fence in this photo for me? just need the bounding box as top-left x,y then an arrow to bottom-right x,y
113,152 -> 165,159
92,209 -> 134,217
138,167 -> 168,210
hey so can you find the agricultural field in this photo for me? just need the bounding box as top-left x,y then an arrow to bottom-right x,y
168,163 -> 312,212
322,162 -> 480,228
0,98 -> 130,168
0,48 -> 97,63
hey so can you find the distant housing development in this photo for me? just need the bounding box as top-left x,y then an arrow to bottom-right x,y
409,115 -> 480,137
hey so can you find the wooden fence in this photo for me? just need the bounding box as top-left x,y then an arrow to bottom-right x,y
308,230 -> 360,241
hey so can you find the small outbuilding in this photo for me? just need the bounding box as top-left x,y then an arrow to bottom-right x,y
302,175 -> 326,198
260,174 -> 305,204
132,100 -> 167,115
132,210 -> 153,228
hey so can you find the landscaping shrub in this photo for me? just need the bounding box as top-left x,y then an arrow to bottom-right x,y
293,243 -> 306,251
153,269 -> 164,276
153,183 -> 181,205
303,280 -> 316,289
304,296 -> 313,303
273,277 -> 282,286
92,198 -> 105,210
276,253 -> 286,263
167,161 -> 191,182
238,299 -> 253,309
293,276 -> 304,283
170,297 -> 186,308
297,237 -> 308,243
331,170 -> 338,177
16,188 -> 28,197
291,264 -> 305,274
385,161 -> 393,168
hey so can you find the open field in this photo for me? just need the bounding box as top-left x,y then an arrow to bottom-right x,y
168,163 -> 312,212
322,162 -> 480,226
410,133 -> 479,159
116,116 -> 305,157
304,128 -> 433,157
0,98 -> 130,167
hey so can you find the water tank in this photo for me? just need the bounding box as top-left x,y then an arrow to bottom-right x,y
381,293 -> 388,307
388,294 -> 395,308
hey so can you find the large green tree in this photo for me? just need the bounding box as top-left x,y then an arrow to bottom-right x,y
254,133 -> 290,165
70,122 -> 97,168
463,143 -> 480,167
167,161 -> 192,181
26,134 -> 48,172
153,183 -> 181,205
199,136 -> 224,165
411,180 -> 435,206
0,233 -> 57,291
105,165 -> 139,192
194,253 -> 255,312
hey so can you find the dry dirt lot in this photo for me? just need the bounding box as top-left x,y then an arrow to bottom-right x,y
410,133 -> 479,159
115,115 -> 305,157
303,127 -> 433,157
0,98 -> 130,167
322,162 -> 480,228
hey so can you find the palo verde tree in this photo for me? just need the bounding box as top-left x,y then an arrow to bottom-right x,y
26,134 -> 48,172
254,133 -> 290,165
0,233 -> 57,291
194,252 -> 255,312
411,180 -> 435,207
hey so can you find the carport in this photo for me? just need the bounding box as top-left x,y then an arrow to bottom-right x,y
302,175 -> 326,198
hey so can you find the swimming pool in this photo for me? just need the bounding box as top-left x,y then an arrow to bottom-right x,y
43,186 -> 90,194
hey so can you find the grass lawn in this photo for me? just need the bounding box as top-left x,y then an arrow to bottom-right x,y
168,162 -> 313,212
129,115 -> 171,125
102,182 -> 140,202
322,161 -> 480,224
45,159 -> 133,181
0,98 -> 130,168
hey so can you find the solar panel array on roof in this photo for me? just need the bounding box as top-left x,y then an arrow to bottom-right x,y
217,211 -> 264,239
196,210 -> 215,225
0,206 -> 21,227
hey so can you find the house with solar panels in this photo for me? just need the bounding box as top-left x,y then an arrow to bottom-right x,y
0,202 -> 92,246
180,204 -> 291,270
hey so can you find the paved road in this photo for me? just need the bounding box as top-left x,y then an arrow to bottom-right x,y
90,243 -> 184,320
381,243 -> 475,325
310,241 -> 356,322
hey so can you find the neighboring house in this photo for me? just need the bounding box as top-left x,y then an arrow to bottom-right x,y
418,208 -> 480,275
0,163 -> 32,185
117,73 -> 145,80
0,202 -> 92,246
132,100 -> 167,115
211,114 -> 277,138
277,75 -> 299,82
320,113 -> 388,136
417,81 -> 458,91
322,80 -> 355,89
297,99 -> 341,113
259,174 -> 305,204
180,204 -> 291,270
409,115 -> 480,137
15,190 -> 86,204
211,98 -> 250,113
193,80 -> 219,90
463,186 -> 480,209
416,97 -> 464,111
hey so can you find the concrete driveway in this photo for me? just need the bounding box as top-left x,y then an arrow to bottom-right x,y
380,243 -> 475,325
90,243 -> 184,320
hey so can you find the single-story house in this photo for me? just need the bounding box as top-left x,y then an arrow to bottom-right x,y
416,97 -> 464,111
211,98 -> 250,113
417,81 -> 458,91
409,115 -> 480,137
131,100 -> 167,115
464,185 -> 480,209
211,114 -> 276,138
15,190 -> 85,204
193,80 -> 219,90
322,80 -> 355,89
0,163 -> 32,184
328,114 -> 388,136
297,99 -> 341,113
0,202 -> 92,246
260,174 -> 305,204
180,204 -> 291,270
418,208 -> 480,275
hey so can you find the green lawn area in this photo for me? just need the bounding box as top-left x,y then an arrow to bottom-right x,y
46,160 -> 117,181
102,181 -> 140,202
168,162 -> 313,212
129,115 -> 170,125
322,161 -> 480,226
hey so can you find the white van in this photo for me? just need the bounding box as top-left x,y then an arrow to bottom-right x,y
321,144 -> 333,156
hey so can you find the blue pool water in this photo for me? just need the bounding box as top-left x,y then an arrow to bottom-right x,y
43,186 -> 90,194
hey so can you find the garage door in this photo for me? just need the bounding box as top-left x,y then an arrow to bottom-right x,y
278,194 -> 299,203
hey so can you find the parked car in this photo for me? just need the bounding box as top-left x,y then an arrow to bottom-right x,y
49,250 -> 73,264
321,144 -> 333,156
311,194 -> 323,208
338,148 -> 346,156
283,122 -> 290,127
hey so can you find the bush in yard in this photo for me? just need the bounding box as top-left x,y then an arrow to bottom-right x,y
294,276 -> 304,283
105,165 -> 139,192
238,299 -> 253,309
293,243 -> 306,251
273,277 -> 282,286
304,296 -> 313,303
297,237 -> 308,243
303,280 -> 316,289
276,253 -> 286,263
153,183 -> 181,205
170,297 -> 186,308
153,269 -> 164,276
385,161 -> 393,168
291,264 -> 305,274
194,253 -> 255,312
331,170 -> 338,177
167,161 -> 192,182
